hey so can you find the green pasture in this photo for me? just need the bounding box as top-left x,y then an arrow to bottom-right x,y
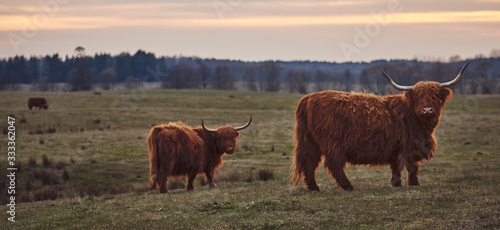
0,90 -> 498,229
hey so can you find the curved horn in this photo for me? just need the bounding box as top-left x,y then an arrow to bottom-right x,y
234,116 -> 252,131
201,119 -> 217,133
380,70 -> 413,91
440,60 -> 471,87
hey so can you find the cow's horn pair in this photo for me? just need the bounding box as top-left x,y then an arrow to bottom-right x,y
380,60 -> 471,91
202,116 -> 252,133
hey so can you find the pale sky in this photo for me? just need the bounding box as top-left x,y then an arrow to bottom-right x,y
1,0 -> 499,62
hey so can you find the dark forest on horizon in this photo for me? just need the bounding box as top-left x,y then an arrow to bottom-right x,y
1,47 -> 499,94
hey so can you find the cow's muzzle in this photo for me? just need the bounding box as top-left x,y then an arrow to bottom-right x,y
422,107 -> 436,117
225,147 -> 235,154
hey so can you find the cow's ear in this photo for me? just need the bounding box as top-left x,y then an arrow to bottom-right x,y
440,87 -> 452,102
236,132 -> 240,137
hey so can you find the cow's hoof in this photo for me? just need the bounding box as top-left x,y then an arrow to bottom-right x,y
342,186 -> 354,191
307,186 -> 320,191
392,182 -> 402,187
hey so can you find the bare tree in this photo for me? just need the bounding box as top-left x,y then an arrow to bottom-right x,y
125,76 -> 142,89
256,63 -> 281,92
99,67 -> 117,90
449,61 -> 466,94
288,69 -> 312,94
314,70 -> 339,92
197,60 -> 211,89
162,65 -> 201,89
242,67 -> 258,91
242,63 -> 282,92
343,69 -> 352,92
213,65 -> 236,90
32,76 -> 51,91
449,55 -> 461,63
408,62 -> 424,83
475,61 -> 493,94
359,66 -> 386,94
489,49 -> 500,58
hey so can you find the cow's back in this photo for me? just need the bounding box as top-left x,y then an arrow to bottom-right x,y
149,122 -> 204,176
28,97 -> 48,109
301,91 -> 402,164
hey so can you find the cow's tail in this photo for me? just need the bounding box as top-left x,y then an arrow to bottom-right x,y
148,126 -> 163,190
290,95 -> 310,186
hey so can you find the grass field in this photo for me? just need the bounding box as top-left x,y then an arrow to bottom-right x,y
1,89 -> 499,229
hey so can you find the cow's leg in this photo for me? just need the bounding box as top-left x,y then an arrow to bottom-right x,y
186,173 -> 197,191
293,134 -> 322,191
390,156 -> 404,187
303,156 -> 321,191
158,173 -> 168,193
323,148 -> 354,191
205,170 -> 216,189
406,161 -> 420,186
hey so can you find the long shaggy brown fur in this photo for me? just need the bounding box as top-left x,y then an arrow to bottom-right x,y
148,122 -> 241,193
28,97 -> 48,110
291,82 -> 452,191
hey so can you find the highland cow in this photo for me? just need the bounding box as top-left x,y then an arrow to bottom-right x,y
291,61 -> 471,191
28,97 -> 48,110
148,117 -> 251,193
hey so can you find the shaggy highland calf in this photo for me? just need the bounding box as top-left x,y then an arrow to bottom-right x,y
28,97 -> 49,110
148,117 -> 251,193
291,61 -> 471,191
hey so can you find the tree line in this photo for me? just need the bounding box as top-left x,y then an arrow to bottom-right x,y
1,47 -> 499,94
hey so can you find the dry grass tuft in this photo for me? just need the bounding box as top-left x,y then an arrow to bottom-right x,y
258,169 -> 274,181
42,154 -> 52,167
73,183 -> 101,197
167,178 -> 186,190
46,127 -> 56,133
215,170 -> 241,183
33,186 -> 58,201
28,157 -> 37,167
132,183 -> 150,193
62,170 -> 70,181
55,161 -> 66,170
14,161 -> 22,173
39,170 -> 59,185
198,175 -> 207,187
25,176 -> 32,191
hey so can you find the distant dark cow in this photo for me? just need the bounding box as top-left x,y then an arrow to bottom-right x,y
28,97 -> 48,110
291,61 -> 471,191
148,117 -> 252,193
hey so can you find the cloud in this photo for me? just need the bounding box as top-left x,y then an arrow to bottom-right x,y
2,9 -> 499,31
2,0 -> 500,31
1,0 -> 499,61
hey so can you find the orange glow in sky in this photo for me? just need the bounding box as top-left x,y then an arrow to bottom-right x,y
0,1 -> 499,61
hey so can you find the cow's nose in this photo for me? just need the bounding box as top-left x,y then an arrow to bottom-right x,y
423,107 -> 434,114
226,147 -> 234,154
